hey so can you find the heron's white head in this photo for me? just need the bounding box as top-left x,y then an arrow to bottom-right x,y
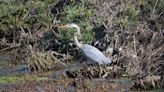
65,23 -> 79,28
58,23 -> 79,29
58,23 -> 81,35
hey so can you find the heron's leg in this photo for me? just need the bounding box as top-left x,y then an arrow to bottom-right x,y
98,62 -> 102,77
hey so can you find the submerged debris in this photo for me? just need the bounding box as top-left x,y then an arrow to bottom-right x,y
65,64 -> 126,79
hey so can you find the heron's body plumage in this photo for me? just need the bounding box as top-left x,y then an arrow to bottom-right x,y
82,44 -> 111,64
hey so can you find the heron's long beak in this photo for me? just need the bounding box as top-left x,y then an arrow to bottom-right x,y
57,25 -> 67,29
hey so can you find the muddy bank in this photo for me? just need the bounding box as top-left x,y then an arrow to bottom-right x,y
1,77 -> 133,92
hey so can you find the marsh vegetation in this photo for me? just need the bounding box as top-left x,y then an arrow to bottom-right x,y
0,0 -> 164,91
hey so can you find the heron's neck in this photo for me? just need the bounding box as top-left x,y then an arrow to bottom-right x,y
75,26 -> 81,34
74,27 -> 82,48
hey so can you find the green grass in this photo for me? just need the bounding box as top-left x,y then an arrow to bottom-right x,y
0,61 -> 9,66
0,76 -> 22,84
0,75 -> 48,84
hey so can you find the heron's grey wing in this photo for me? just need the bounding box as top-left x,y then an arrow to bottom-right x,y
82,44 -> 105,56
82,44 -> 112,64
82,44 -> 106,64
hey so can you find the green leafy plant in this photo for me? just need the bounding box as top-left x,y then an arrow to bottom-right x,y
116,18 -> 129,28
59,0 -> 95,44
0,0 -> 54,32
0,75 -> 48,84
64,5 -> 81,19
127,5 -> 139,20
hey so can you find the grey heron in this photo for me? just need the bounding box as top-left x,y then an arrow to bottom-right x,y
58,23 -> 112,65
